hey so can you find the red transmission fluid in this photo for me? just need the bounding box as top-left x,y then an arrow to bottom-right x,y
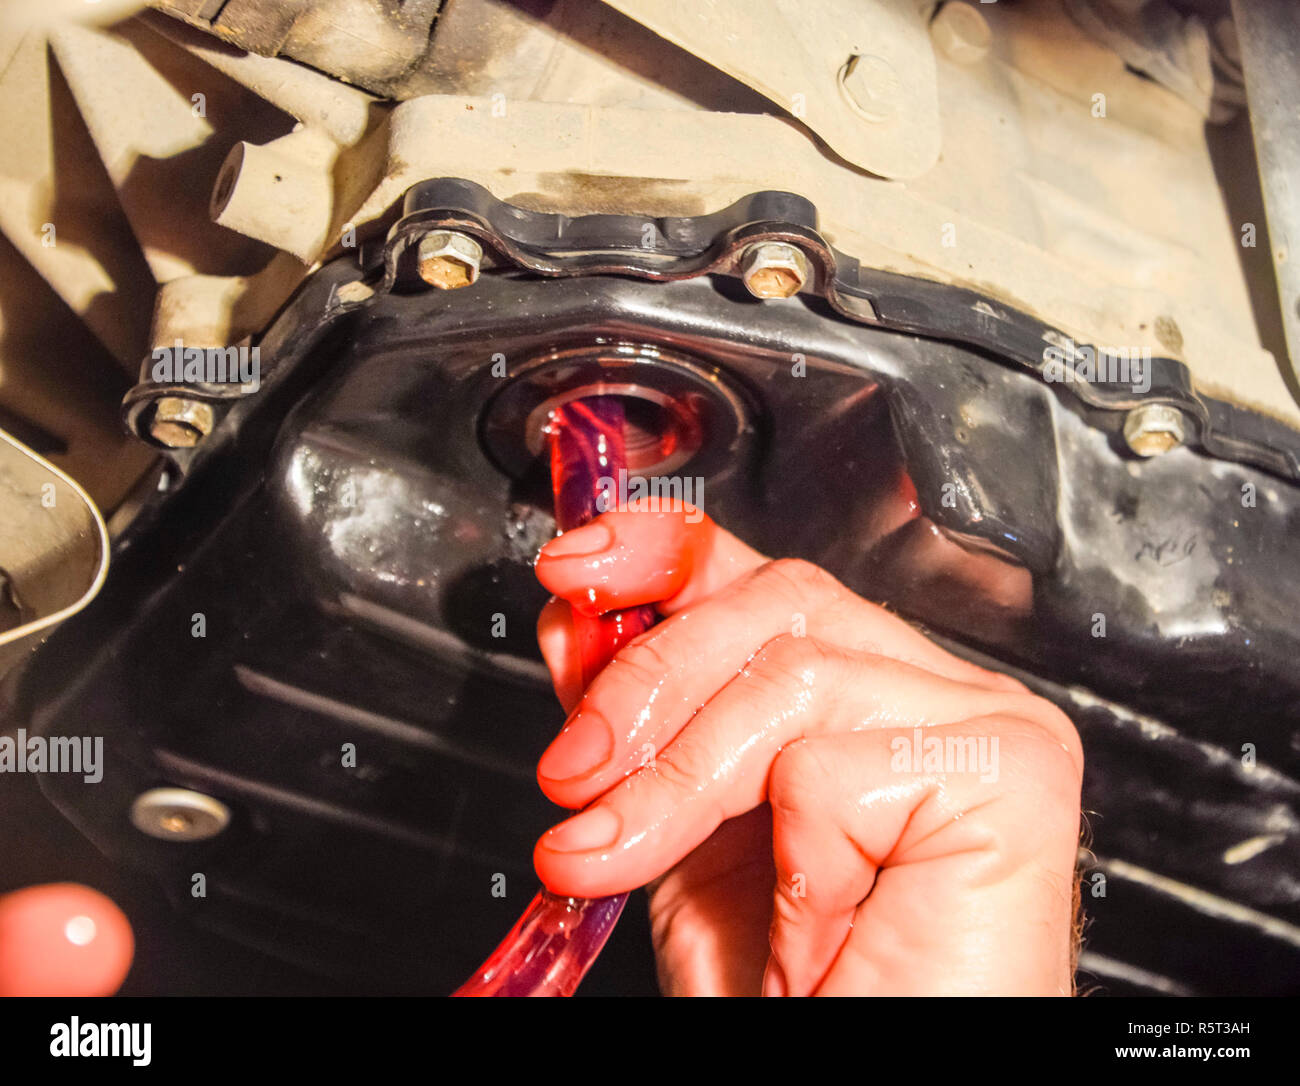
453,396 -> 657,996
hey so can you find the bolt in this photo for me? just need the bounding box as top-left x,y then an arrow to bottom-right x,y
1123,404 -> 1186,457
417,231 -> 483,290
741,242 -> 810,299
840,54 -> 903,123
130,788 -> 231,842
150,397 -> 214,448
930,2 -> 992,65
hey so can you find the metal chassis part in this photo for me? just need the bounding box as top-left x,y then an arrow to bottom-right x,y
126,180 -> 1300,481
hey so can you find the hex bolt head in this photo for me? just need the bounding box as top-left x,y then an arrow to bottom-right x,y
931,2 -> 992,65
130,788 -> 231,841
150,397 -> 215,448
741,242 -> 810,299
417,230 -> 483,290
1123,403 -> 1186,457
840,53 -> 903,122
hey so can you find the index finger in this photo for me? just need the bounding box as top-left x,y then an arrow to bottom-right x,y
535,502 -> 767,617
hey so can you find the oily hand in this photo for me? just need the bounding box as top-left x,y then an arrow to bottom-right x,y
532,504 -> 1083,996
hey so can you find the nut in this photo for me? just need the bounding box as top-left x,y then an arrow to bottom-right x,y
150,397 -> 214,448
130,788 -> 231,842
931,2 -> 992,65
1123,403 -> 1186,457
417,230 -> 483,290
741,242 -> 809,299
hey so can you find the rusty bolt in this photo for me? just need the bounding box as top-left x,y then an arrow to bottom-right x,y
741,242 -> 810,299
1123,404 -> 1186,457
150,397 -> 214,448
417,231 -> 483,290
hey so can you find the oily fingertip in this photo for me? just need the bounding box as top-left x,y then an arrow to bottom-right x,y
536,598 -> 583,713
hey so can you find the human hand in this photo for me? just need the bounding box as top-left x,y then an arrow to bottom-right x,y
532,505 -> 1083,996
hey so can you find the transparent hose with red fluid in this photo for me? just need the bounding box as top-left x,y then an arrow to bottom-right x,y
453,396 -> 657,996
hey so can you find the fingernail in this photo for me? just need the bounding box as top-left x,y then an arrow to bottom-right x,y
538,710 -> 613,782
762,959 -> 787,998
542,806 -> 622,853
542,521 -> 613,560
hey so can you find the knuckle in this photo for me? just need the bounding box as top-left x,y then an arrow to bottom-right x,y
761,557 -> 843,605
990,709 -> 1084,794
602,639 -> 672,693
756,630 -> 831,670
615,631 -> 677,684
1007,697 -> 1084,778
649,737 -> 712,796
769,739 -> 837,816
772,738 -> 836,793
968,662 -> 1031,695
991,670 -> 1032,695
749,634 -> 828,695
756,631 -> 810,664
